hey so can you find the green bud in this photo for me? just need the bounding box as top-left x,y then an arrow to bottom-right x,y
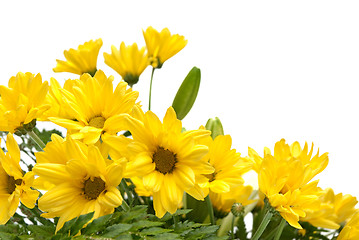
205,117 -> 224,139
231,203 -> 245,217
172,67 -> 201,120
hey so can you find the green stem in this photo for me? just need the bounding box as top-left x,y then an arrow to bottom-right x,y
273,218 -> 286,240
120,179 -> 134,205
205,195 -> 215,225
251,211 -> 273,240
148,68 -> 155,110
28,130 -> 46,150
120,199 -> 130,211
231,214 -> 235,239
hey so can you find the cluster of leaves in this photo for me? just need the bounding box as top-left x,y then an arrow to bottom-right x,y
1,205 -> 227,240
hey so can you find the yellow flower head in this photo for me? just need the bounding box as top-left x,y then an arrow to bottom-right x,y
198,134 -> 251,196
104,42 -> 149,87
257,139 -> 328,229
48,70 -> 139,144
338,211 -> 359,240
0,72 -> 49,134
302,188 -> 358,229
33,137 -> 126,232
53,39 -> 103,76
0,133 -> 39,224
143,27 -> 187,68
105,106 -> 214,218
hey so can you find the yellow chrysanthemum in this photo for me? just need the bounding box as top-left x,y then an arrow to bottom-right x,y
53,39 -> 103,76
210,184 -> 254,214
0,133 -> 39,224
0,72 -> 49,134
302,188 -> 358,229
105,106 -> 214,218
143,27 -> 187,68
258,139 -> 328,229
197,134 -> 251,196
104,42 -> 149,87
33,137 -> 126,232
338,211 -> 359,240
48,70 -> 139,144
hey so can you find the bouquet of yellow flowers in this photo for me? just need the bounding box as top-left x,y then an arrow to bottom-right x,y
0,27 -> 358,240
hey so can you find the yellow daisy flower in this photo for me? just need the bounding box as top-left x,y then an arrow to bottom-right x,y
33,137 -> 126,232
105,106 -> 214,218
338,211 -> 359,240
0,133 -> 39,224
302,188 -> 358,229
201,134 -> 251,195
104,42 -> 149,87
258,139 -> 328,229
143,27 -> 187,68
53,39 -> 103,76
0,72 -> 49,134
48,70 -> 139,144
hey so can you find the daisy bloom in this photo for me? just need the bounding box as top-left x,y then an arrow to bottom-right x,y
0,72 -> 49,134
197,134 -> 251,197
338,211 -> 359,240
104,42 -> 149,87
0,133 -> 39,224
143,27 -> 187,68
258,139 -> 328,229
48,70 -> 139,144
105,106 -> 214,218
302,188 -> 358,229
33,137 -> 126,232
53,39 -> 103,76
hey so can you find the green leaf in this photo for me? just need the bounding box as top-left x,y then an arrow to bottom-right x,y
185,194 -> 209,223
0,232 -> 20,240
27,225 -> 55,237
184,225 -> 221,240
57,212 -> 94,236
131,220 -> 164,230
151,232 -> 182,240
140,227 -> 173,235
102,223 -> 132,237
81,213 -> 113,235
172,67 -> 201,120
70,212 -> 94,236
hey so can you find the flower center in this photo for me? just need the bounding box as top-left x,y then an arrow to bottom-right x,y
83,177 -> 106,200
7,175 -> 22,194
204,172 -> 216,182
88,116 -> 106,129
152,147 -> 177,174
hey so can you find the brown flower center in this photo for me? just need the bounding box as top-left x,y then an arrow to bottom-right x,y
204,172 -> 216,182
7,176 -> 22,194
83,177 -> 106,200
88,116 -> 106,129
152,147 -> 177,174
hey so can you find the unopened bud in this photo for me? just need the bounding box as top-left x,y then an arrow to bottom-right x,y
205,117 -> 224,139
231,203 -> 244,217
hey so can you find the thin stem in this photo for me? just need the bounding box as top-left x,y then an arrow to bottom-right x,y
251,211 -> 273,240
120,199 -> 130,211
231,214 -> 235,239
273,218 -> 286,240
28,130 -> 46,150
205,195 -> 215,225
148,68 -> 155,110
120,179 -> 134,205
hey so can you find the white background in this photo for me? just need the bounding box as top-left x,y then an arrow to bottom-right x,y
1,1 -> 359,197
